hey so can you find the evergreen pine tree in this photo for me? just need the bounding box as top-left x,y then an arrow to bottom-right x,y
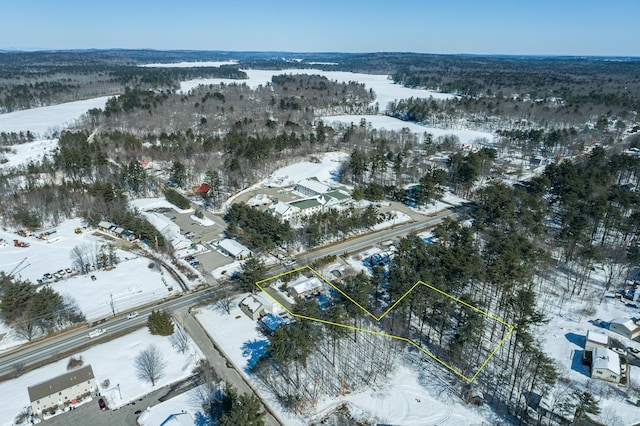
147,310 -> 174,336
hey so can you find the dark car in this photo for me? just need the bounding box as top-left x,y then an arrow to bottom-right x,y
98,398 -> 107,411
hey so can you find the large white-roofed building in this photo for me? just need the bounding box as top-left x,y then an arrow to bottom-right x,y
218,238 -> 252,260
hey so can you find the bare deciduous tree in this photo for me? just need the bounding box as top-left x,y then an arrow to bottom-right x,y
216,287 -> 233,315
170,318 -> 189,354
70,244 -> 90,274
134,344 -> 166,386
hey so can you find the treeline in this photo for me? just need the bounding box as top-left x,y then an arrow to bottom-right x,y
224,202 -> 381,252
253,297 -> 399,413
341,146 -> 496,202
0,51 -> 247,112
0,131 -> 166,246
0,276 -> 85,342
301,205 -> 379,248
226,203 -> 293,251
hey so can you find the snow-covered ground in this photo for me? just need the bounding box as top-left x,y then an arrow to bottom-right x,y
137,385 -> 201,426
139,60 -> 238,68
130,197 -> 194,214
0,139 -> 58,170
0,328 -> 202,426
0,96 -> 111,137
194,296 -> 495,425
177,68 -> 454,110
541,269 -> 640,425
263,151 -> 348,188
0,218 -> 179,351
321,114 -> 495,146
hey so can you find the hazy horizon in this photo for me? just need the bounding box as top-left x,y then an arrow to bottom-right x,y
2,0 -> 640,57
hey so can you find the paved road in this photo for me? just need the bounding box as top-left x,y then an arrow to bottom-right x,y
0,208 -> 456,379
0,290 -> 213,379
179,308 -> 283,426
1,210 -> 457,424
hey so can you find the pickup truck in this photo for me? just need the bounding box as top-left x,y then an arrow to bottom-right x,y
88,328 -> 106,338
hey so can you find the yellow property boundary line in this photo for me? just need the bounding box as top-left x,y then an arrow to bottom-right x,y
255,265 -> 514,383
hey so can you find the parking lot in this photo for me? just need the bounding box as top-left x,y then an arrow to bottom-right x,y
157,208 -> 235,283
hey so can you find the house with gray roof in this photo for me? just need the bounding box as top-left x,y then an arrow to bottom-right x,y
28,365 -> 98,417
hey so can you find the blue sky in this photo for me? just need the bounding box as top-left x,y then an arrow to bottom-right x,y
2,0 -> 639,56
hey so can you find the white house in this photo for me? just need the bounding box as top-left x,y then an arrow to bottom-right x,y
591,347 -> 621,384
289,277 -> 323,298
28,365 -> 98,417
239,295 -> 264,320
239,291 -> 284,320
218,239 -> 252,260
610,318 -> 640,340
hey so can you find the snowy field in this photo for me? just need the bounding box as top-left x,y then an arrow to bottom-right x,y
139,60 -> 238,68
320,114 -> 495,146
263,151 -> 348,187
0,96 -> 111,137
176,67 -> 454,110
0,328 -> 202,426
0,218 -> 179,351
0,139 -> 58,170
195,297 -> 495,425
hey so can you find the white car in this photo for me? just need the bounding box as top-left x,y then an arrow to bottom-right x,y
126,311 -> 139,319
88,329 -> 106,338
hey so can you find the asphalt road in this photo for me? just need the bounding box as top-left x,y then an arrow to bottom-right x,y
0,208 -> 456,379
0,208 -> 457,424
0,290 -> 210,379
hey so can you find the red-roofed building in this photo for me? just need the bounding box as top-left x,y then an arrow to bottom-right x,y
193,183 -> 210,196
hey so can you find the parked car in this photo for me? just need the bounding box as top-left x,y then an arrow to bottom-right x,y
126,311 -> 139,319
98,398 -> 107,410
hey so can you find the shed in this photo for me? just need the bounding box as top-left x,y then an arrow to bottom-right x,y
585,330 -> 609,351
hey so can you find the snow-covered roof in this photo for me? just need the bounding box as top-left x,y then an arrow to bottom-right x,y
271,200 -> 297,215
611,318 -> 638,332
98,221 -> 114,229
240,295 -> 263,313
592,347 -> 620,375
297,177 -> 331,194
289,277 -> 322,296
218,239 -> 251,257
586,330 -> 609,346
142,212 -> 181,239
